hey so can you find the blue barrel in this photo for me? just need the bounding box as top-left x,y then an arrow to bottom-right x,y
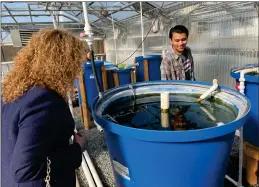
135,55 -> 162,82
112,68 -> 134,86
230,64 -> 259,146
104,62 -> 118,89
146,53 -> 162,58
77,60 -> 104,110
92,81 -> 250,187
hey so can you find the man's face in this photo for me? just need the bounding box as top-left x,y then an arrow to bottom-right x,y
87,52 -> 91,60
170,32 -> 188,53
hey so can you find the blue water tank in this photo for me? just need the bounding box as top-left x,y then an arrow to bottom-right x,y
112,68 -> 134,86
230,64 -> 259,146
135,55 -> 162,82
104,62 -> 118,89
92,81 -> 250,187
77,60 -> 104,111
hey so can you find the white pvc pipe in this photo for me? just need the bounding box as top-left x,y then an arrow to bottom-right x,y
161,92 -> 169,110
225,67 -> 259,187
80,2 -> 104,187
161,111 -> 169,128
74,128 -> 99,187
83,151 -> 103,187
125,62 -> 139,69
81,155 -> 96,187
111,14 -> 118,64
225,175 -> 238,186
200,105 -> 224,126
67,93 -> 74,119
82,2 -> 90,29
197,79 -> 218,102
238,67 -> 259,94
237,127 -> 243,187
140,2 -> 144,57
94,120 -> 104,133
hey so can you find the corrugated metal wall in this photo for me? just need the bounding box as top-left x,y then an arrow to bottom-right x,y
104,3 -> 258,87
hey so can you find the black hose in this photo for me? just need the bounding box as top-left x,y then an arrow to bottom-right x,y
90,48 -> 103,96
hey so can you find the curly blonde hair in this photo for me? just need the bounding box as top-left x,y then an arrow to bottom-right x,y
2,28 -> 87,103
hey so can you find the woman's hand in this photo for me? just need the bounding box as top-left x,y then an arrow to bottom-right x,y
73,132 -> 88,152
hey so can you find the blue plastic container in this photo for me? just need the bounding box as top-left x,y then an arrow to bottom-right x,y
230,64 -> 259,146
92,81 -> 250,187
77,60 -> 104,110
104,63 -> 118,89
112,68 -> 134,86
135,55 -> 162,82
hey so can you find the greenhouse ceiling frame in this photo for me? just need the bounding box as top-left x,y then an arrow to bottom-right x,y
1,1 -> 258,40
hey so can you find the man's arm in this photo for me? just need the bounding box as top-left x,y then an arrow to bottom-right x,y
160,55 -> 173,80
189,48 -> 196,81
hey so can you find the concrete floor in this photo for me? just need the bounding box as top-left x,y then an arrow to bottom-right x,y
73,106 -> 258,187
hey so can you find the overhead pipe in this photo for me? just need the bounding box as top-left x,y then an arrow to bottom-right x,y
140,2 -> 145,57
111,14 -> 118,64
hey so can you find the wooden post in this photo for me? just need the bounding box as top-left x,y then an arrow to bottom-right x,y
143,59 -> 149,81
130,70 -> 135,83
78,71 -> 91,130
134,59 -> 137,81
101,66 -> 108,91
113,72 -> 119,87
243,141 -> 259,185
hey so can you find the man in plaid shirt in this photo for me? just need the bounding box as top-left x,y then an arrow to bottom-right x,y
160,25 -> 195,81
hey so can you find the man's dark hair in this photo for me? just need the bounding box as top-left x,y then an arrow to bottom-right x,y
169,25 -> 189,39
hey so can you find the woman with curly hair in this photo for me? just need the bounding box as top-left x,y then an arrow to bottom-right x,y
2,28 -> 88,187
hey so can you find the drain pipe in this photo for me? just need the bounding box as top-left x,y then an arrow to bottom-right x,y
197,79 -> 218,103
160,92 -> 170,128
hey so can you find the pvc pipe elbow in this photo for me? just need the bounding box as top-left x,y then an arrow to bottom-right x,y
197,79 -> 218,102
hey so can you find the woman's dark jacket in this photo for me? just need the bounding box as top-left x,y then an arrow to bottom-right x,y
1,86 -> 82,187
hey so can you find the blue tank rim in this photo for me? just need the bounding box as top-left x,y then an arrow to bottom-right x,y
230,64 -> 259,83
92,80 -> 251,143
82,60 -> 104,68
112,68 -> 134,73
135,55 -> 161,61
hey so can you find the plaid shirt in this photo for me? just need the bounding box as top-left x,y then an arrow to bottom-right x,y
160,46 -> 195,80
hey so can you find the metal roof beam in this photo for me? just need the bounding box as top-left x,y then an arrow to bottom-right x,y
3,5 -> 18,24
28,4 -> 34,25
91,2 -> 136,24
